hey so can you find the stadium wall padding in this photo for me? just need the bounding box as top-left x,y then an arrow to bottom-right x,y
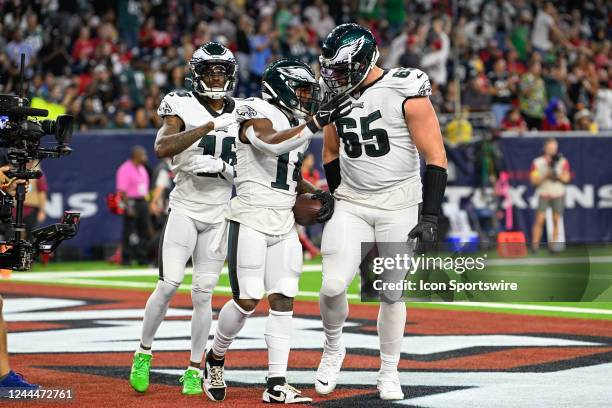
39,133 -> 612,256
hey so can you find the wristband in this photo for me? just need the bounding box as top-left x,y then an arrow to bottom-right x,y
422,164 -> 447,216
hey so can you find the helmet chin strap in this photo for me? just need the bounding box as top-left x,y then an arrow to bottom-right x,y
345,47 -> 380,95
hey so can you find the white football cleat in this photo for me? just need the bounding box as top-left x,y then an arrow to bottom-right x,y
314,344 -> 346,395
377,370 -> 404,400
263,382 -> 312,404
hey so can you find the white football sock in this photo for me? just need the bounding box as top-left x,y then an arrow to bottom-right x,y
139,280 -> 178,350
190,288 -> 213,364
377,302 -> 406,373
265,309 -> 293,378
319,292 -> 348,352
211,299 -> 253,358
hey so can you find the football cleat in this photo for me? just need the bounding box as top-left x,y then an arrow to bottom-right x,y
203,349 -> 226,401
0,371 -> 39,390
377,370 -> 404,400
129,352 -> 152,393
314,343 -> 346,395
263,378 -> 312,404
179,367 -> 203,395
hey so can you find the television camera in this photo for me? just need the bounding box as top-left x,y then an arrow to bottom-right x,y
0,54 -> 80,270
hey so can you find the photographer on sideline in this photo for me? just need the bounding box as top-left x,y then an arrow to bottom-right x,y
530,138 -> 571,252
0,173 -> 39,390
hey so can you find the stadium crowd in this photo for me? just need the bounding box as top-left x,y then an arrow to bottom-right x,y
0,0 -> 610,134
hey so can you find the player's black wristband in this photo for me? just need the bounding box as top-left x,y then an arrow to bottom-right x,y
305,120 -> 320,134
323,158 -> 341,194
422,164 -> 447,216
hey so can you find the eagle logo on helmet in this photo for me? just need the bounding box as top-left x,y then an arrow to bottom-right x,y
330,36 -> 366,64
277,67 -> 316,83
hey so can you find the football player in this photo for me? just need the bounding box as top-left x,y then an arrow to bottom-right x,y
129,42 -> 239,396
315,24 -> 448,400
202,59 -> 350,404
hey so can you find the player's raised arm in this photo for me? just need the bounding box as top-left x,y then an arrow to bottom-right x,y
238,94 -> 352,158
404,95 -> 448,252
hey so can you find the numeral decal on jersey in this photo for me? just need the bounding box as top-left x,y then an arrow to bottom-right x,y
336,110 -> 390,159
197,135 -> 236,178
392,68 -> 413,78
271,152 -> 304,191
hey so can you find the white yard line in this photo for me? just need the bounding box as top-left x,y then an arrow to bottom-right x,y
447,302 -> 612,315
10,264 -> 324,281
17,277 -> 360,300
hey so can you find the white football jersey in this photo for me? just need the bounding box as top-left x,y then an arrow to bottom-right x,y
157,90 -> 239,223
327,67 -> 431,209
228,97 -> 309,235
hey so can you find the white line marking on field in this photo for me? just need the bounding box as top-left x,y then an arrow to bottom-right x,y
12,277 -> 359,300
449,302 -> 612,316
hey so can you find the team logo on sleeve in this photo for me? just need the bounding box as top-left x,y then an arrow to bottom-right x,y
159,101 -> 173,115
418,80 -> 432,96
236,105 -> 257,121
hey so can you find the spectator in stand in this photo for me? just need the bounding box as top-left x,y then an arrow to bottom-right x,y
235,15 -> 253,97
209,7 -> 236,42
249,18 -> 275,96
520,60 -> 547,130
593,77 -> 612,130
421,18 -> 450,86
542,100 -> 572,131
445,108 -> 474,146
489,58 -> 518,126
574,109 -> 598,133
501,106 -> 528,132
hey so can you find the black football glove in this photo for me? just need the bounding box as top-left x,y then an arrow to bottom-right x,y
311,190 -> 334,222
408,214 -> 438,254
312,93 -> 354,129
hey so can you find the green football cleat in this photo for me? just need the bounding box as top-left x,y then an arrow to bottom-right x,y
180,368 -> 203,395
129,352 -> 152,393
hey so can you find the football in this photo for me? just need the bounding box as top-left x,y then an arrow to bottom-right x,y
293,193 -> 322,226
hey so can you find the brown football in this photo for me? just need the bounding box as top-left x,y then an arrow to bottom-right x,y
293,193 -> 322,226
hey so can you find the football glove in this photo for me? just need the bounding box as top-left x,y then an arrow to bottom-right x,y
310,93 -> 354,130
185,155 -> 225,175
408,214 -> 438,254
311,190 -> 335,222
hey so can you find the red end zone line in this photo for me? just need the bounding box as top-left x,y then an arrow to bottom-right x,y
2,282 -> 612,338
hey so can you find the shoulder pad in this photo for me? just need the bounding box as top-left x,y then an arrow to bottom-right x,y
377,68 -> 432,98
157,90 -> 194,117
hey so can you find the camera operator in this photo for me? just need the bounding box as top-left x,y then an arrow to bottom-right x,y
0,175 -> 39,390
530,137 -> 571,252
116,146 -> 152,265
22,161 -> 48,240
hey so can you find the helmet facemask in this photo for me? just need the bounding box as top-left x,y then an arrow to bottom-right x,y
190,60 -> 236,100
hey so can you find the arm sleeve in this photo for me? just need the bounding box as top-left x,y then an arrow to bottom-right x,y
244,126 -> 308,156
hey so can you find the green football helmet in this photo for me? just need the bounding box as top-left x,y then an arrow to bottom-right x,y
262,59 -> 320,119
189,42 -> 237,99
320,23 -> 379,95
